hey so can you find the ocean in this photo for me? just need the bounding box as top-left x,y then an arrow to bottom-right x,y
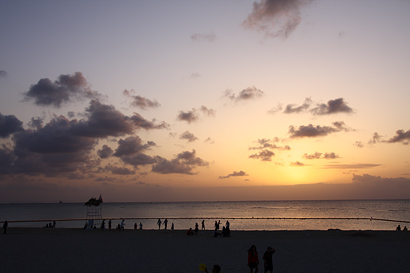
1,200 -> 409,231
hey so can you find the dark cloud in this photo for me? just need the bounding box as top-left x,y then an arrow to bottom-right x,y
128,112 -> 169,130
72,100 -> 168,138
289,121 -> 350,138
386,130 -> 410,144
191,32 -> 216,42
152,150 -> 208,175
28,116 -> 44,130
323,152 -> 339,159
23,72 -> 101,107
249,149 -> 275,161
97,145 -> 114,159
0,144 -> 16,174
284,98 -> 312,114
177,109 -> 199,123
113,136 -> 155,157
0,113 -> 24,138
112,136 -> 156,167
180,131 -> 198,142
311,98 -> 354,115
242,0 -> 313,38
120,153 -> 157,167
224,86 -> 264,102
303,152 -> 339,159
105,165 -> 136,175
123,90 -> 161,110
219,170 -> 248,179
249,138 -> 290,150
9,116 -> 97,175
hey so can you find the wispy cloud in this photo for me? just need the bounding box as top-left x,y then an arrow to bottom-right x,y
242,0 -> 313,38
123,90 -> 160,110
224,86 -> 264,102
219,170 -> 248,179
191,32 -> 216,42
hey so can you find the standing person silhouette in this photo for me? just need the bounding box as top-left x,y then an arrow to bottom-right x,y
157,219 -> 162,230
263,247 -> 275,273
164,219 -> 168,229
248,245 -> 259,273
3,221 -> 8,234
202,220 -> 205,230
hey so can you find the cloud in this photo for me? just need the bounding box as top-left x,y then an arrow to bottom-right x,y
284,98 -> 312,114
368,132 -> 383,144
180,131 -> 198,142
0,70 -> 7,78
354,141 -> 365,148
152,150 -> 208,175
242,0 -> 313,38
191,32 -> 216,42
200,106 -> 215,116
97,145 -> 114,159
177,106 -> 215,123
268,103 -> 283,115
290,161 -> 305,167
310,98 -> 354,115
224,86 -> 264,102
123,90 -> 161,110
303,152 -> 322,159
105,165 -> 136,175
249,149 -> 275,161
303,152 -> 339,159
112,136 -> 156,167
23,72 -> 101,107
0,113 -> 24,138
113,136 -> 155,157
219,170 -> 248,179
249,138 -> 291,151
177,109 -> 199,123
289,121 -> 350,138
189,73 -> 201,79
323,163 -> 381,169
386,129 -> 410,144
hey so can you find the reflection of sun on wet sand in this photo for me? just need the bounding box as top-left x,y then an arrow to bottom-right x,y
1,228 -> 409,272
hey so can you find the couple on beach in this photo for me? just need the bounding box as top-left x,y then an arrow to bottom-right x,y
248,245 -> 275,273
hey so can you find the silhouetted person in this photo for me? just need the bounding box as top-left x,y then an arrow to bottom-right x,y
195,223 -> 199,234
120,219 -> 125,230
403,226 -> 408,231
396,225 -> 401,231
263,247 -> 275,273
171,223 -> 174,230
202,220 -> 205,230
108,219 -> 112,230
139,222 -> 143,230
157,219 -> 162,230
164,219 -> 168,230
134,222 -> 137,230
3,221 -> 8,234
100,219 -> 105,229
248,245 -> 259,273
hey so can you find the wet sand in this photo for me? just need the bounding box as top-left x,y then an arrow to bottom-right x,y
1,228 -> 409,272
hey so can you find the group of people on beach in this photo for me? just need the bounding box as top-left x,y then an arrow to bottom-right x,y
213,220 -> 231,237
396,225 -> 408,231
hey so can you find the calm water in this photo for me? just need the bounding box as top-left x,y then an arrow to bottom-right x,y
1,200 -> 409,231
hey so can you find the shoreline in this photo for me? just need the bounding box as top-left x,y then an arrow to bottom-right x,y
1,228 -> 409,272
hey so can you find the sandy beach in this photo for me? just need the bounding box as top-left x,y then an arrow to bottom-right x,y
1,228 -> 409,273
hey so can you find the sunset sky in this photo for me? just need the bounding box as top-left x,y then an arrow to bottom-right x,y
1,0 -> 409,203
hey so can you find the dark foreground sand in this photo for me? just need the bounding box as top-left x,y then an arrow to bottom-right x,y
1,228 -> 409,273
